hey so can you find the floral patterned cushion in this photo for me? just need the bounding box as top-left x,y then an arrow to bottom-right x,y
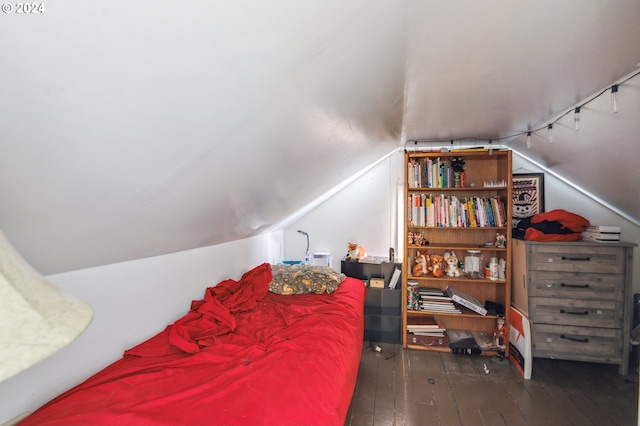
269,264 -> 346,295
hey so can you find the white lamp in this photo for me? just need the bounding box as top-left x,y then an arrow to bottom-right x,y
297,230 -> 312,265
0,230 -> 93,382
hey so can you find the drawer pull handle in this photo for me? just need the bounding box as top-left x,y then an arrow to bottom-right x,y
561,256 -> 591,262
560,283 -> 590,289
560,334 -> 589,343
560,309 -> 588,315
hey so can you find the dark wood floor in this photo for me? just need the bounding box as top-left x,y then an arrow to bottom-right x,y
345,343 -> 639,426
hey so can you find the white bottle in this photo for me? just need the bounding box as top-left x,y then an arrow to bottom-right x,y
304,251 -> 312,265
489,257 -> 499,281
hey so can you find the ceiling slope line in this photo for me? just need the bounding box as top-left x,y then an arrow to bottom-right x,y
512,150 -> 639,227
265,147 -> 402,233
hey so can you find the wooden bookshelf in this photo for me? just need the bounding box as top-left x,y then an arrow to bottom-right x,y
402,150 -> 512,354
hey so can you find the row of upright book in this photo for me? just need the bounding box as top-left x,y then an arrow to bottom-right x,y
408,156 -> 468,189
408,194 -> 507,228
582,225 -> 621,242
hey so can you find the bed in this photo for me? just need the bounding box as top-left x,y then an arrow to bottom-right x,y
20,263 -> 366,426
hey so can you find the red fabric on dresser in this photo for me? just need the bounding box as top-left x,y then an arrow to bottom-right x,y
20,263 -> 365,426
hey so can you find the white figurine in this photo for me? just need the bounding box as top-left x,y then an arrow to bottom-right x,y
444,251 -> 461,277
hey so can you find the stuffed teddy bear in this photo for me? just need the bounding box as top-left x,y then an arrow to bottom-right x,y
444,251 -> 461,277
412,251 -> 429,277
347,243 -> 366,261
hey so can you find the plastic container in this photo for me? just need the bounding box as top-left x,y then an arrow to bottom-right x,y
489,257 -> 499,281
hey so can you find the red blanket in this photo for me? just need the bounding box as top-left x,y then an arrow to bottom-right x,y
21,264 -> 365,426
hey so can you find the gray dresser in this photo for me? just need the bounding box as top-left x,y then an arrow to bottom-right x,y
512,239 -> 636,375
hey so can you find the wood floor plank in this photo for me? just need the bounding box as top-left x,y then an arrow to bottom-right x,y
372,343 -> 398,426
392,344 -> 417,426
549,359 -> 636,426
447,370 -> 526,426
425,352 -> 462,426
346,345 -> 639,426
506,373 -> 570,425
531,358 -> 596,426
584,362 -> 637,425
502,357 -> 572,426
409,349 -> 442,424
547,359 -> 620,426
347,345 -> 377,426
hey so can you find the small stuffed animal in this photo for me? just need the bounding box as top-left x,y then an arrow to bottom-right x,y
347,243 -> 366,261
443,251 -> 461,277
430,255 -> 444,277
451,156 -> 465,173
412,251 -> 429,277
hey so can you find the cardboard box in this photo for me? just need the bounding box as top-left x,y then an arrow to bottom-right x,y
369,278 -> 385,289
511,239 -> 529,315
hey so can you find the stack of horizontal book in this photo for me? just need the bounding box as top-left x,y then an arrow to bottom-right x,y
419,287 -> 461,314
406,316 -> 445,336
582,225 -> 621,242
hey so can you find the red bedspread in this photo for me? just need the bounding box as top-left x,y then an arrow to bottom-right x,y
21,263 -> 365,426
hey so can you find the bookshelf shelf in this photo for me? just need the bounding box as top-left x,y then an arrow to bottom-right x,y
412,308 -> 499,319
409,243 -> 508,251
402,149 -> 513,354
408,187 -> 507,192
406,343 -> 452,352
408,276 -> 507,285
408,226 -> 509,230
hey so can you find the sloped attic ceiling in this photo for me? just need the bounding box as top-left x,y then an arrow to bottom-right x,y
1,1 -> 639,275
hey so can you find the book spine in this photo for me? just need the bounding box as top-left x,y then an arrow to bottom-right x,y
388,267 -> 401,289
451,294 -> 488,315
496,196 -> 506,227
586,225 -> 621,233
468,198 -> 477,227
491,197 -> 503,227
485,198 -> 495,227
408,160 -> 416,188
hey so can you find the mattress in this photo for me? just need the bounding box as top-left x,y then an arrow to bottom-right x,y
20,263 -> 366,426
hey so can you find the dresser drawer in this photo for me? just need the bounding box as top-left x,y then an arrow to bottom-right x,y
529,297 -> 623,328
528,245 -> 624,274
532,324 -> 623,363
528,271 -> 623,301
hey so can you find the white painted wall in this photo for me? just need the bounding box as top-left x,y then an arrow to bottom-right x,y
3,147 -> 639,424
280,146 -> 640,295
281,147 -> 639,293
0,232 -> 282,424
283,149 -> 404,270
513,153 -> 639,293
0,149 -> 405,423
